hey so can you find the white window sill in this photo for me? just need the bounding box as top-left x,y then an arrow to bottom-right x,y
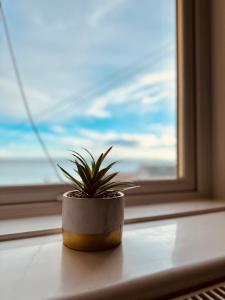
1,199 -> 225,241
1,211 -> 225,300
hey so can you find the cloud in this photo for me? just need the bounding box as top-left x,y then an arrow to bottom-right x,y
80,126 -> 176,148
89,0 -> 126,27
0,0 -> 176,165
85,69 -> 175,118
0,0 -> 176,123
77,126 -> 176,161
0,67 -> 174,123
51,125 -> 65,134
0,124 -> 176,161
0,76 -> 54,121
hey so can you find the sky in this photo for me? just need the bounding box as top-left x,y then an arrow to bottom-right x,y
0,0 -> 177,163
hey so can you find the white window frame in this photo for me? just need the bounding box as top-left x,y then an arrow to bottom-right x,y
0,0 -> 212,216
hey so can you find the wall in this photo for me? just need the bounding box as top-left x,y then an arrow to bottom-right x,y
211,0 -> 225,198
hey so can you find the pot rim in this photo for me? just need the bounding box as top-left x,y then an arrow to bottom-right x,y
63,190 -> 124,200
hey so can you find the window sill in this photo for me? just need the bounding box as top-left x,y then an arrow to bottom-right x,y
1,199 -> 225,241
1,211 -> 225,300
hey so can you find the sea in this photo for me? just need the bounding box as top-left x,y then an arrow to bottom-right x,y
0,159 -> 176,186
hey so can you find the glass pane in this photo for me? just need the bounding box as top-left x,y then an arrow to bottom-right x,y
0,0 -> 177,185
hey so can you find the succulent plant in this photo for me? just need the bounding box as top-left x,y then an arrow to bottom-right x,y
58,146 -> 137,198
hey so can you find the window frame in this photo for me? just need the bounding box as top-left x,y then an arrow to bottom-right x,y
0,0 -> 212,213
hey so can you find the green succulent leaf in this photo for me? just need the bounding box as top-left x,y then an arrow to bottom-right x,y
57,164 -> 83,191
82,147 -> 96,171
71,152 -> 93,178
95,181 -> 135,196
58,146 -> 138,198
75,162 -> 91,187
93,161 -> 116,181
102,146 -> 113,160
99,172 -> 119,187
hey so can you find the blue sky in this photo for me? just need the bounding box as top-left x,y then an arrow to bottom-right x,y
0,0 -> 176,162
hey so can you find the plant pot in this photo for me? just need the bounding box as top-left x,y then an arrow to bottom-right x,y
62,190 -> 125,251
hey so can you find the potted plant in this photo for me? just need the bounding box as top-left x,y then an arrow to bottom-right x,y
58,146 -> 137,251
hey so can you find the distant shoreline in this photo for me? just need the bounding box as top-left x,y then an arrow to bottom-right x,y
0,158 -> 176,166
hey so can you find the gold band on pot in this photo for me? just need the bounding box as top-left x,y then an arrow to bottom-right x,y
62,228 -> 122,251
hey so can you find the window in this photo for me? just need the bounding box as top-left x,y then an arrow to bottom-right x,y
0,0 -> 200,206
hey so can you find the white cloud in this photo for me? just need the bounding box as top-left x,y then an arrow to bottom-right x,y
0,0 -> 176,164
89,0 -> 126,27
0,125 -> 94,159
113,146 -> 176,161
10,67 -> 175,123
59,136 -> 93,149
55,128 -> 176,161
85,69 -> 175,118
78,126 -> 176,161
0,67 -> 176,124
51,125 -> 65,134
0,149 -> 9,157
81,125 -> 176,147
0,124 -> 176,161
80,129 -> 158,146
0,76 -> 54,120
0,0 -> 176,126
86,101 -> 111,118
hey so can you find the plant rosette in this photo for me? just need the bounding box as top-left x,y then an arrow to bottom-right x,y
62,190 -> 125,251
58,146 -> 137,252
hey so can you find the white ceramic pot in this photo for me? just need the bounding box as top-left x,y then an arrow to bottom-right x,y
62,191 -> 125,251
